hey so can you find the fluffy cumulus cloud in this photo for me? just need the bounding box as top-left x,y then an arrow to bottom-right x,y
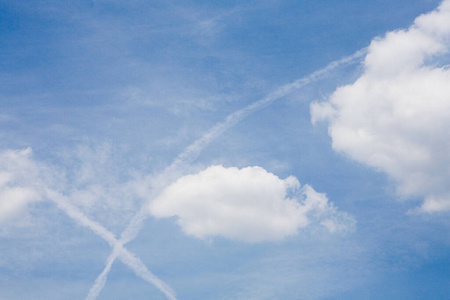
311,0 -> 450,212
149,165 -> 354,243
0,148 -> 43,223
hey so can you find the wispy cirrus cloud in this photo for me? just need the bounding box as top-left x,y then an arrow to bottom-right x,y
311,0 -> 450,212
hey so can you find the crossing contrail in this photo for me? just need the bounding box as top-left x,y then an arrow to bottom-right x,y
86,48 -> 367,299
45,189 -> 177,300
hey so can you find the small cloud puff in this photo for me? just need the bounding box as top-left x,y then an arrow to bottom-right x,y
149,165 -> 354,243
311,0 -> 450,212
0,148 -> 43,223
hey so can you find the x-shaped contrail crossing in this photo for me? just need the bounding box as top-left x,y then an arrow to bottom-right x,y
47,49 -> 366,300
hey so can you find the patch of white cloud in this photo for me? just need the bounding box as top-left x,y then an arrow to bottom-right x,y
311,0 -> 450,212
0,148 -> 43,223
149,165 -> 354,243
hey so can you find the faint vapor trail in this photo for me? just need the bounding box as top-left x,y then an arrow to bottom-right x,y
86,249 -> 117,300
45,190 -> 177,300
86,243 -> 177,300
171,48 -> 367,170
87,48 -> 367,299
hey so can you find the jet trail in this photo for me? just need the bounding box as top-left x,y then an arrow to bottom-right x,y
45,190 -> 177,300
86,48 -> 367,299
86,249 -> 117,300
171,48 -> 367,171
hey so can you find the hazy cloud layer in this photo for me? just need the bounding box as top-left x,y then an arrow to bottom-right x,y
149,165 -> 354,242
311,0 -> 450,212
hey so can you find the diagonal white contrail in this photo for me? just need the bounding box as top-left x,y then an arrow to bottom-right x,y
86,48 -> 367,299
45,189 -> 177,300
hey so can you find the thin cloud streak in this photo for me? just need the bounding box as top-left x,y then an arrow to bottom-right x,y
87,48 -> 367,299
170,47 -> 367,171
84,242 -> 177,300
44,190 -> 177,300
85,249 -> 119,300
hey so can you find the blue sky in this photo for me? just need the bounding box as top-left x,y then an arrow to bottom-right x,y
1,0 -> 450,299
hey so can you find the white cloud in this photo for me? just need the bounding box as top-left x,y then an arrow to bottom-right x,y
0,148 -> 43,223
149,165 -> 354,243
311,0 -> 450,212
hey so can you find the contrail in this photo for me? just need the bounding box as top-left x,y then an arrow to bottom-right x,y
86,249 -> 117,300
86,242 -> 177,300
45,189 -> 177,300
87,48 -> 367,299
170,47 -> 367,171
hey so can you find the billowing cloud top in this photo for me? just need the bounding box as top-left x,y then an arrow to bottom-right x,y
0,148 -> 42,223
311,0 -> 450,212
149,165 -> 354,242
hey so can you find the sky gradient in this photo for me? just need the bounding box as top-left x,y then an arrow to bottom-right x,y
1,1 -> 450,299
